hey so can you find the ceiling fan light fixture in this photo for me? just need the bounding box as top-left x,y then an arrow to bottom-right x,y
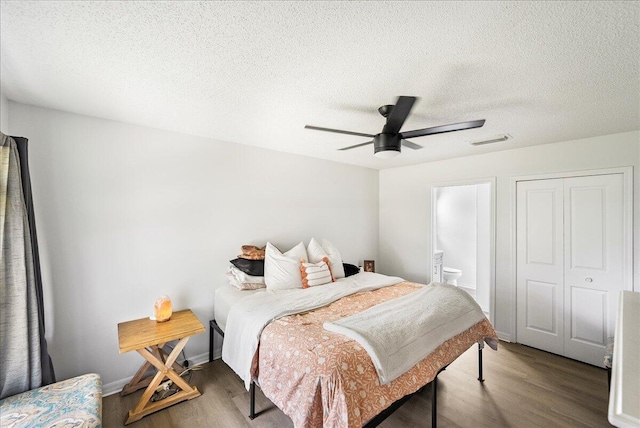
374,148 -> 400,159
469,134 -> 511,146
374,133 -> 401,159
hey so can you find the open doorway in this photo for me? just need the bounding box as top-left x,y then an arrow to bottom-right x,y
431,179 -> 495,319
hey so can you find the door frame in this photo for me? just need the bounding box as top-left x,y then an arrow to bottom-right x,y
510,166 -> 633,343
430,176 -> 497,326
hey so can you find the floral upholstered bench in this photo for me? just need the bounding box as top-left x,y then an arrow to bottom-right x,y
0,373 -> 102,428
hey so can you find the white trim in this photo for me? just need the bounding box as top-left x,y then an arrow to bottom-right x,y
101,375 -> 134,397
497,331 -> 513,342
429,176 -> 497,327
101,351 -> 210,397
456,282 -> 476,291
509,166 -> 634,343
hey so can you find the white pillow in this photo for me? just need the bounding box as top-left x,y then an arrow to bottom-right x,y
306,238 -> 326,263
264,242 -> 308,290
307,238 -> 345,279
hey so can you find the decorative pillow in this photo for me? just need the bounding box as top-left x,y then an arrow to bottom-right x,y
226,267 -> 266,290
300,257 -> 334,288
230,258 -> 264,276
237,245 -> 266,260
264,242 -> 308,290
307,238 -> 346,279
343,263 -> 360,277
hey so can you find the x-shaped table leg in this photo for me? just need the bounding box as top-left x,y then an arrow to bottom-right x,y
124,336 -> 200,425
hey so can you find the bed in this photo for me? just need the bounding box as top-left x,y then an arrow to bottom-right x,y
210,272 -> 497,428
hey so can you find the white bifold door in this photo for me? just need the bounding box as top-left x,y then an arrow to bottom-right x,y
516,174 -> 625,367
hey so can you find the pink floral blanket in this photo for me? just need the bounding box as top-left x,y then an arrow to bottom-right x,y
254,281 -> 498,427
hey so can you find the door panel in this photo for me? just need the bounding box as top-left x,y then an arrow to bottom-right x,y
569,186 -> 605,270
525,190 -> 557,265
525,280 -> 558,334
516,179 -> 564,355
563,174 -> 624,366
570,286 -> 606,345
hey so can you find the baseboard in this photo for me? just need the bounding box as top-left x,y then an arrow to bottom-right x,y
457,282 -> 476,291
497,331 -> 512,342
102,351 -> 211,397
187,351 -> 211,368
102,376 -> 134,397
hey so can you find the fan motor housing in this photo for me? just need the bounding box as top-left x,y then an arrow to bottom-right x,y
374,133 -> 401,154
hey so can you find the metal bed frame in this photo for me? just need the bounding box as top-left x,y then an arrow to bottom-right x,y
209,319 -> 486,428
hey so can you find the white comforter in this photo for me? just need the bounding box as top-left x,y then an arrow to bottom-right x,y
323,282 -> 491,384
221,272 -> 403,389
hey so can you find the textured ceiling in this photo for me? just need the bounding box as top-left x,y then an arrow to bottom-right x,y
1,1 -> 639,169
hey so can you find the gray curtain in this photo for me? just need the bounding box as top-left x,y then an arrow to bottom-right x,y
0,133 -> 55,399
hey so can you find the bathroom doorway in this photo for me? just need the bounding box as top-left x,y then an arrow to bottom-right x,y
431,178 -> 495,320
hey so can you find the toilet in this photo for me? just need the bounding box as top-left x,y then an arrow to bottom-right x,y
443,267 -> 462,286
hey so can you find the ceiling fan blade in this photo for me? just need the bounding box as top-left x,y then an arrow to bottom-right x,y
338,140 -> 374,151
383,96 -> 417,134
400,119 -> 485,139
401,140 -> 423,150
305,125 -> 375,138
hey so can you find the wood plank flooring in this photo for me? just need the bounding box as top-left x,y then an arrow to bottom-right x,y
102,342 -> 611,427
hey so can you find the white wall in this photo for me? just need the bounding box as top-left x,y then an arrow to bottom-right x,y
8,101 -> 379,393
379,131 -> 640,340
0,93 -> 8,134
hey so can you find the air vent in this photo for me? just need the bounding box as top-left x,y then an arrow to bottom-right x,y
469,134 -> 511,146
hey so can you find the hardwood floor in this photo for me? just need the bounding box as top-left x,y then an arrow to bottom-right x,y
102,342 -> 611,427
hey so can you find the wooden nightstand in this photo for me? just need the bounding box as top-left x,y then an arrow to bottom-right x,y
118,309 -> 205,425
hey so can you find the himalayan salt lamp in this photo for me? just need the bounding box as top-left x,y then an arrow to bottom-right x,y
154,295 -> 173,322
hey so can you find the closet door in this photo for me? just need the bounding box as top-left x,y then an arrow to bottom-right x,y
563,174 -> 624,366
517,173 -> 626,367
516,179 -> 565,355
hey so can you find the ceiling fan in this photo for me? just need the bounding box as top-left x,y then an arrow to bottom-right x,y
305,96 -> 485,159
